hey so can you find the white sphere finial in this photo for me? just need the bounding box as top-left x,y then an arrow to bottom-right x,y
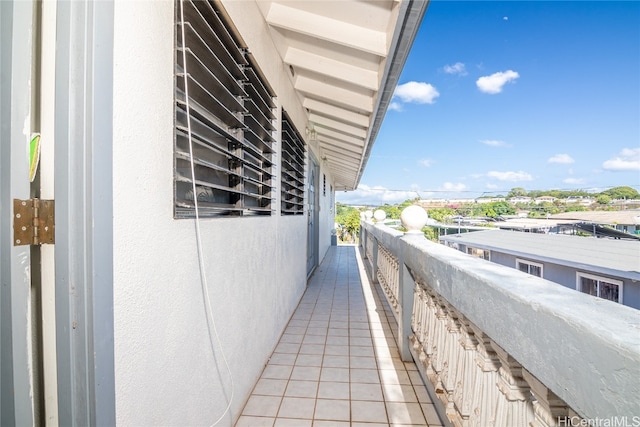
364,210 -> 373,221
400,205 -> 428,233
373,209 -> 386,222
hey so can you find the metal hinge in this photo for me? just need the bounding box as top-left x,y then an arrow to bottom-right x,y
13,198 -> 55,246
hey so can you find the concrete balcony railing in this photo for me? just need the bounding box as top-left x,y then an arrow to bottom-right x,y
360,207 -> 640,426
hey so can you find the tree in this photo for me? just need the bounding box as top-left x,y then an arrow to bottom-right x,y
482,201 -> 515,217
335,204 -> 361,243
427,207 -> 455,223
375,204 -> 402,219
422,227 -> 439,242
507,187 -> 527,198
601,186 -> 640,200
596,194 -> 611,205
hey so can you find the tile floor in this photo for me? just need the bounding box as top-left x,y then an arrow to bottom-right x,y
235,245 -> 444,427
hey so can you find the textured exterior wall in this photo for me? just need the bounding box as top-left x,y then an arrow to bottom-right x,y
111,1 -> 324,424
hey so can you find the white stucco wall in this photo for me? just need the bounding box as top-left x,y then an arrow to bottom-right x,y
111,1 -> 324,424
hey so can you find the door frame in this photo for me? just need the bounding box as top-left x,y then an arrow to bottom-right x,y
306,154 -> 320,277
53,1 -> 116,425
1,1 -> 37,424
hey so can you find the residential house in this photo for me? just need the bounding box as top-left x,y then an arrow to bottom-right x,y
508,196 -> 533,204
440,229 -> 640,309
534,196 -> 557,204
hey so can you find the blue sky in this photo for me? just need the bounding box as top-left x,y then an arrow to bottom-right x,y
337,1 -> 640,205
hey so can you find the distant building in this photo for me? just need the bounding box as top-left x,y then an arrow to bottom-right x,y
475,197 -> 507,204
534,196 -> 557,204
550,210 -> 640,236
563,196 -> 595,206
440,230 -> 640,309
509,196 -> 533,204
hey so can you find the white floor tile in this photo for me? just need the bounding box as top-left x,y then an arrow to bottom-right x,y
314,399 -> 350,421
317,381 -> 349,400
351,400 -> 388,423
242,395 -> 282,417
284,380 -> 318,398
277,397 -> 315,419
235,415 -> 274,427
386,401 -> 426,425
320,367 -> 350,382
253,378 -> 288,397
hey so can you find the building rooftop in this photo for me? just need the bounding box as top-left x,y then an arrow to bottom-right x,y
550,209 -> 640,225
439,229 -> 640,280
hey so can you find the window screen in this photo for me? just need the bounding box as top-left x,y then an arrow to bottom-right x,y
280,110 -> 306,215
175,0 -> 276,217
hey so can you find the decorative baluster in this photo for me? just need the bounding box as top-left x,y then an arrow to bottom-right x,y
469,328 -> 501,427
452,318 -> 478,427
522,369 -> 570,427
391,255 -> 399,308
429,298 -> 448,394
422,288 -> 438,379
493,342 -> 534,427
410,283 -> 423,350
441,306 -> 462,415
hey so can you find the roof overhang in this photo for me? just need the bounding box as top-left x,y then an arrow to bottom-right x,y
257,0 -> 429,191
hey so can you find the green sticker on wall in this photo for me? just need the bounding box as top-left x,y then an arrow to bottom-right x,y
29,133 -> 40,182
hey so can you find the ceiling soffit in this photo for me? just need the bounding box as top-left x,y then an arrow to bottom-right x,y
258,0 -> 427,191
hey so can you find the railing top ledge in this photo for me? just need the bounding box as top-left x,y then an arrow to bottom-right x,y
363,221 -> 404,250
399,234 -> 640,419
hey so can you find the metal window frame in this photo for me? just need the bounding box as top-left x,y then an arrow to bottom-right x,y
280,109 -> 306,215
576,272 -> 623,304
174,0 -> 276,218
516,258 -> 543,278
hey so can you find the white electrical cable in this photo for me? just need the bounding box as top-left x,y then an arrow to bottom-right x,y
179,1 -> 235,425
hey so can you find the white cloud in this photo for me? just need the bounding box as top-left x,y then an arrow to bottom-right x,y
476,70 -> 519,94
441,182 -> 467,191
486,183 -> 499,189
602,148 -> 640,171
335,184 -> 418,205
443,62 -> 467,76
480,139 -> 510,147
393,81 -> 440,105
388,101 -> 402,112
487,170 -> 533,182
503,16 -> 509,21
563,178 -> 585,185
419,158 -> 434,167
548,154 -> 575,164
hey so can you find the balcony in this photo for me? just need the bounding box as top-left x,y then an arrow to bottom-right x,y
238,208 -> 640,426
236,245 -> 444,426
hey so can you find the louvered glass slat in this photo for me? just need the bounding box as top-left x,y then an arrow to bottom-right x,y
244,57 -> 276,108
280,110 -> 306,215
175,0 -> 274,218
